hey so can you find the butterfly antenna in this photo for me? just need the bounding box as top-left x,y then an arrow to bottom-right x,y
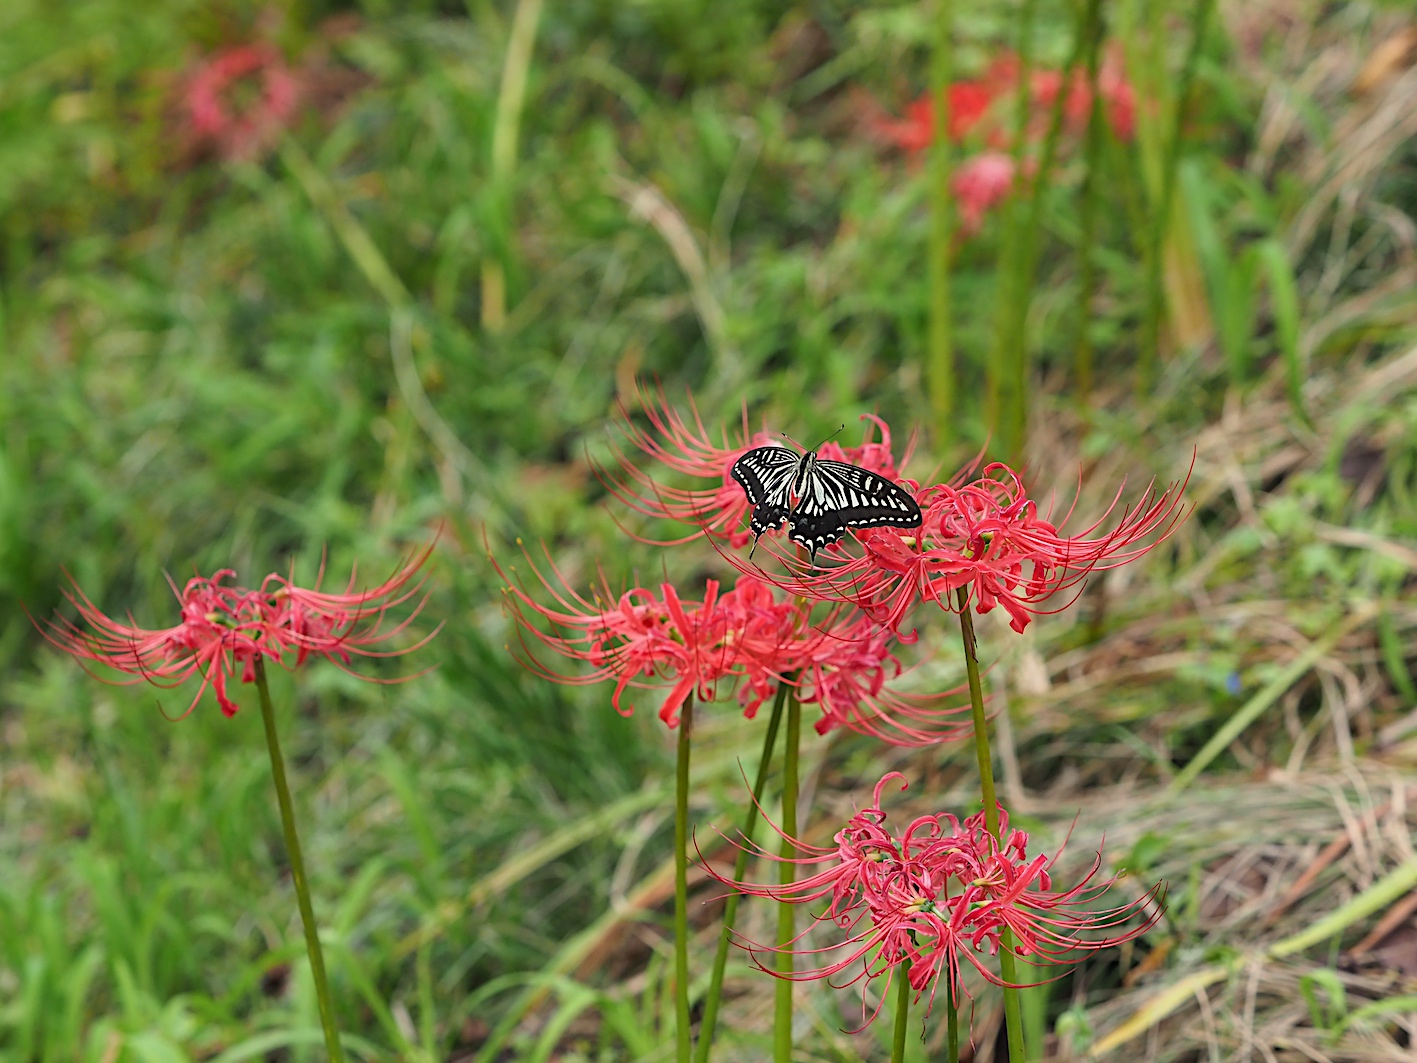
810,424 -> 847,451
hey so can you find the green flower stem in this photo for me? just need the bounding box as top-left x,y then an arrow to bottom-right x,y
674,693 -> 695,1063
695,681 -> 788,1063
955,589 -> 1026,1062
890,960 -> 912,1063
927,0 -> 955,453
773,687 -> 802,1063
253,659 -> 346,1063
946,980 -> 960,1063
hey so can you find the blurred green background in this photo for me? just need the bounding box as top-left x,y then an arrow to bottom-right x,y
4,0 -> 1417,1060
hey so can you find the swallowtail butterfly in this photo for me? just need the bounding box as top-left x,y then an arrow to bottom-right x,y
730,442 -> 922,562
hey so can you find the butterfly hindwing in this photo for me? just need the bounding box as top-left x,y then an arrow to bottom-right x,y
788,459 -> 922,559
730,446 -> 802,536
810,460 -> 923,528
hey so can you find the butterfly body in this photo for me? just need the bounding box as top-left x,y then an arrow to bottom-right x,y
730,444 -> 922,561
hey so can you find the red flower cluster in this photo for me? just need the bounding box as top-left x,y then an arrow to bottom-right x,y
708,773 -> 1162,1026
183,44 -> 302,162
746,461 -> 1189,636
872,48 -> 1137,234
503,392 -> 1183,740
39,547 -> 436,719
494,545 -> 970,744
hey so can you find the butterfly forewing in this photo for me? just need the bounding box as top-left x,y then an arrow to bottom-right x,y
730,446 -> 802,537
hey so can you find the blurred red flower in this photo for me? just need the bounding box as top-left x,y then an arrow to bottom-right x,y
39,547 -> 437,719
183,44 -> 302,162
871,80 -> 997,152
870,48 -> 1137,233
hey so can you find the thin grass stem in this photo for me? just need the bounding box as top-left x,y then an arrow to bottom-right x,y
773,688 -> 802,1063
1138,0 -> 1215,393
674,693 -> 695,1063
1074,0 -> 1106,404
985,0 -> 1037,459
890,960 -> 912,1063
483,0 -> 545,331
956,588 -> 1026,1062
1005,0 -> 1095,454
695,681 -> 788,1063
253,659 -> 346,1063
927,0 -> 955,454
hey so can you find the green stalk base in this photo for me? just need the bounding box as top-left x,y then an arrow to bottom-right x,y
254,660 -> 346,1063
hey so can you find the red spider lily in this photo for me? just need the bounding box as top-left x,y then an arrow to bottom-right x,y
38,548 -> 437,719
793,616 -> 973,746
490,538 -> 968,742
493,543 -> 808,727
600,384 -> 912,549
704,772 -> 1162,1026
739,460 -> 1190,636
183,44 -> 301,163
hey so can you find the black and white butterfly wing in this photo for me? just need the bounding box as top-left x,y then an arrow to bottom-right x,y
788,459 -> 922,559
730,446 -> 802,537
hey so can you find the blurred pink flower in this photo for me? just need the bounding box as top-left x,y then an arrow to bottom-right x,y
184,44 -> 301,162
1031,46 -> 1137,141
952,152 -> 1018,234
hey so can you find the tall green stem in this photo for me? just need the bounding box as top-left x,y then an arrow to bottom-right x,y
1003,0 -> 1095,456
927,0 -> 955,453
946,980 -> 960,1063
1138,0 -> 1215,393
772,688 -> 802,1063
674,694 -> 695,1063
985,0 -> 1037,459
955,589 -> 1026,1062
253,659 -> 346,1063
695,683 -> 787,1063
890,960 -> 912,1063
1075,0 -> 1106,405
